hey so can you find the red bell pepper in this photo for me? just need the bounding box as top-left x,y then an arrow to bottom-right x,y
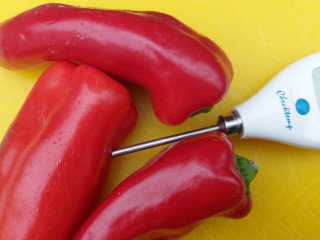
0,61 -> 137,240
74,132 -> 258,240
0,3 -> 233,125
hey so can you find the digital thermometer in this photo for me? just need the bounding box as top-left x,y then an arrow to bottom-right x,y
112,53 -> 320,157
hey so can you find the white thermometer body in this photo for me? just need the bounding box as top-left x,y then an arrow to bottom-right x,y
235,52 -> 320,148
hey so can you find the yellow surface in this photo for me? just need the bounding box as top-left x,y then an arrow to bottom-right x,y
1,0 -> 320,239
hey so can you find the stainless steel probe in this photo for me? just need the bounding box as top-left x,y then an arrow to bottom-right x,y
112,113 -> 242,157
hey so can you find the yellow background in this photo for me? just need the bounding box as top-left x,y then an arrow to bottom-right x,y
1,0 -> 320,239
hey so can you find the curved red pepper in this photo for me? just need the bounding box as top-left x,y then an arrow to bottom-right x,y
74,132 -> 258,240
0,62 -> 137,240
0,3 -> 233,125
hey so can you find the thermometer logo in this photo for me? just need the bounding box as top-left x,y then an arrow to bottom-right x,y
277,90 -> 293,130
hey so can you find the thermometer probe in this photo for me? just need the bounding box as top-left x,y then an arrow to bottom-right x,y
112,53 -> 320,157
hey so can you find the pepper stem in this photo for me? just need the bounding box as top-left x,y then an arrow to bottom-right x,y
236,155 -> 258,195
191,106 -> 213,117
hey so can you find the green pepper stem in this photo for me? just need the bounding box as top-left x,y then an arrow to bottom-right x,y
191,106 -> 213,117
236,155 -> 258,195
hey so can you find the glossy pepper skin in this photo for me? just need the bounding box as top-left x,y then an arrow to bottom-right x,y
74,132 -> 258,240
0,62 -> 137,240
0,3 -> 233,125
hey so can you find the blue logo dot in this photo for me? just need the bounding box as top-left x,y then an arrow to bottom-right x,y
295,98 -> 310,115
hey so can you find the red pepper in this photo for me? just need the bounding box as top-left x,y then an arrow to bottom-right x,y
0,61 -> 137,240
0,3 -> 233,125
111,103 -> 138,150
74,132 -> 258,240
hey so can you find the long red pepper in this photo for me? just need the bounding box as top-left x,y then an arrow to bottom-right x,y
74,132 -> 258,240
0,62 -> 137,240
0,3 -> 233,125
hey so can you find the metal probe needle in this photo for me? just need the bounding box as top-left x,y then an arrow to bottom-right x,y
112,124 -> 221,157
111,112 -> 243,157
